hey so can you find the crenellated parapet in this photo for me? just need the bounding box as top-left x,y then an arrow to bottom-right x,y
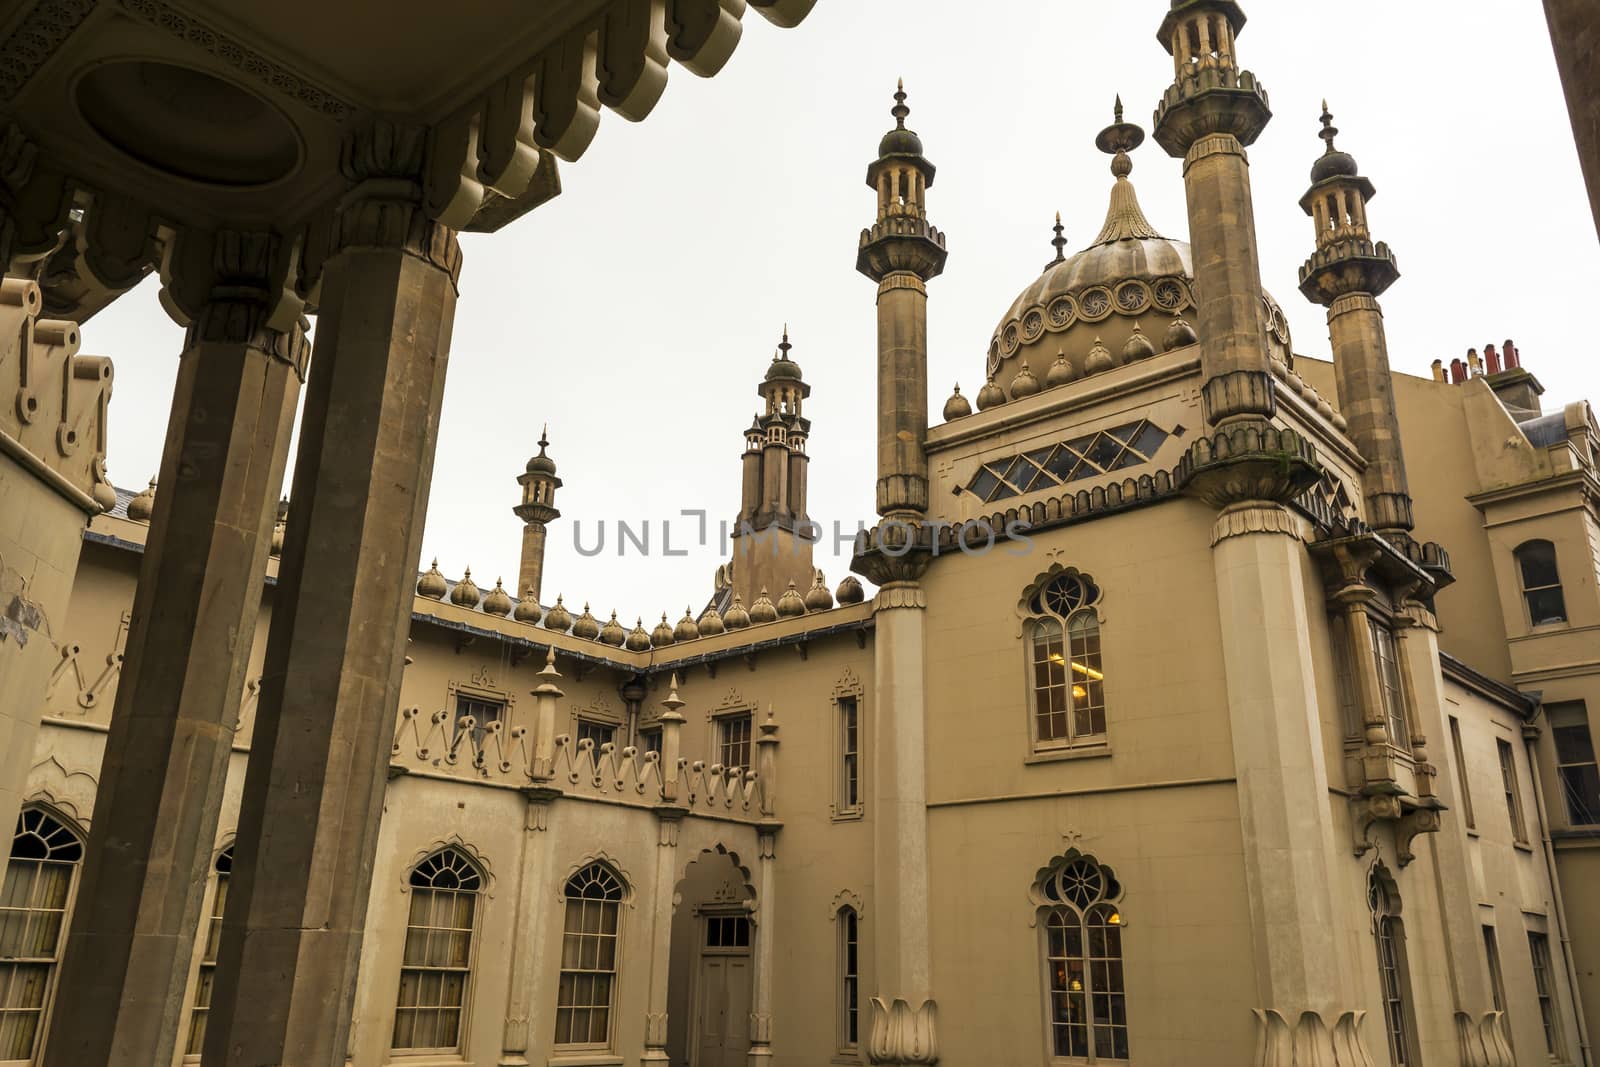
1151,2 -> 1272,157
0,276 -> 114,513
1175,421 -> 1321,508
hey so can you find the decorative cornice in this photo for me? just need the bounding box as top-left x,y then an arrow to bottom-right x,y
0,0 -> 96,103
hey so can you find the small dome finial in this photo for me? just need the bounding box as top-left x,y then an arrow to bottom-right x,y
892,79 -> 909,129
1095,94 -> 1145,179
1050,211 -> 1067,265
1319,100 -> 1338,154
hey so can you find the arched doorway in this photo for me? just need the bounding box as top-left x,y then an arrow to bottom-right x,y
666,847 -> 756,1067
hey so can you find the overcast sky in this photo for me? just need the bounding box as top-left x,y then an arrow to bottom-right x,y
89,0 -> 1598,625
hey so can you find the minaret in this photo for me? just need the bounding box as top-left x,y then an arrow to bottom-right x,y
1297,104 -> 1413,535
729,329 -> 816,607
513,428 -> 561,605
857,80 -> 947,519
1151,1 -> 1275,427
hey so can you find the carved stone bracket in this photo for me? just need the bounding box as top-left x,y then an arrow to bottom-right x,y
1252,1008 -> 1374,1067
1351,793 -> 1441,866
868,997 -> 939,1066
1177,420 -> 1320,508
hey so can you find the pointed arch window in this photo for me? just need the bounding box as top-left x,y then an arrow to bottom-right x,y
0,807 -> 83,1061
1024,571 -> 1106,752
1033,852 -> 1128,1062
837,905 -> 860,1053
1369,867 -> 1419,1067
555,863 -> 626,1050
184,845 -> 233,1056
392,848 -> 483,1052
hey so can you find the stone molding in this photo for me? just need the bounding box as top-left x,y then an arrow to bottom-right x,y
867,997 -> 938,1066
1252,1008 -> 1374,1067
876,272 -> 926,297
828,888 -> 864,921
872,582 -> 926,612
1184,131 -> 1247,169
1211,502 -> 1304,546
1200,368 -> 1277,426
0,0 -> 95,103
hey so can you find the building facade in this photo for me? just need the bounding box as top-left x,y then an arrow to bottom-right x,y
3,4 -> 1599,1067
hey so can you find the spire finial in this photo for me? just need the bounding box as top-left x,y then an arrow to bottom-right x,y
1114,94 -> 1124,123
537,423 -> 550,454
1319,100 -> 1338,154
891,79 -> 909,129
1050,210 -> 1067,264
1095,94 -> 1144,178
778,324 -> 792,360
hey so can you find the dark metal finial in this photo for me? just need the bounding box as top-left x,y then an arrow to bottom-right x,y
778,324 -> 792,360
1319,100 -> 1339,154
892,78 -> 909,129
1051,211 -> 1067,263
1114,95 -> 1124,124
537,424 -> 550,456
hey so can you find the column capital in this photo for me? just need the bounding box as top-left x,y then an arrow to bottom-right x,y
322,119 -> 464,285
1210,502 -> 1305,546
867,997 -> 939,1066
1251,1008 -> 1375,1067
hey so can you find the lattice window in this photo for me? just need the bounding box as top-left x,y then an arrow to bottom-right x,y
1368,621 -> 1410,752
392,848 -> 482,1052
1368,868 -> 1417,1067
965,421 -> 1170,503
556,863 -> 626,1050
0,808 -> 82,1062
1035,853 -> 1127,1062
838,907 -> 860,1052
184,845 -> 233,1056
1025,572 -> 1106,752
577,718 -> 617,752
454,694 -> 504,749
719,714 -> 753,775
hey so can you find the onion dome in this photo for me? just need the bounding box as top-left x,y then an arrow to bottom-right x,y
1009,360 -> 1040,400
514,589 -> 542,624
776,581 -> 807,618
724,594 -> 752,629
877,79 -> 925,159
650,613 -> 677,647
1085,337 -> 1116,375
482,578 -> 513,616
1123,324 -> 1156,362
805,572 -> 834,611
450,567 -> 481,607
698,606 -> 726,636
626,618 -> 652,652
573,603 -> 601,640
417,559 -> 448,599
526,425 -> 557,475
977,376 -> 1006,411
836,575 -> 865,605
674,608 -> 701,643
270,497 -> 288,556
127,477 -> 156,522
1045,348 -> 1076,388
943,384 -> 972,421
544,595 -> 573,632
749,587 -> 779,624
766,328 -> 804,382
599,611 -> 627,647
1164,315 -> 1198,351
1309,102 -> 1359,183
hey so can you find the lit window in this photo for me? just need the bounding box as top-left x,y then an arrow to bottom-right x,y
838,907 -> 860,1052
1448,717 -> 1476,830
1368,621 -> 1410,752
719,714 -> 753,775
1369,869 -> 1417,1067
1497,740 -> 1527,844
838,697 -> 861,816
576,718 -> 617,752
392,849 -> 482,1052
0,808 -> 83,1062
556,863 -> 626,1050
1035,853 -> 1128,1061
1514,541 -> 1566,626
185,846 -> 233,1055
1550,703 -> 1599,826
1527,931 -> 1564,1059
1025,572 -> 1106,752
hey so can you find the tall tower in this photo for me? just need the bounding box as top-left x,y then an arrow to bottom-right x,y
1151,1 -> 1275,428
856,81 -> 947,519
1297,105 -> 1413,535
513,429 -> 561,605
729,329 -> 816,607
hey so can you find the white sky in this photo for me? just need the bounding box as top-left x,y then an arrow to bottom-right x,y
88,0 -> 1599,625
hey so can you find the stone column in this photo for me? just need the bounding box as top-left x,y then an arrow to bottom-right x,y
1209,500 -> 1372,1065
43,230 -> 306,1067
873,274 -> 929,518
500,787 -> 561,1067
1393,604 -> 1513,1067
747,828 -> 777,1065
642,680 -> 686,1066
1152,1 -> 1276,428
203,121 -> 462,1067
1324,294 -> 1412,533
865,578 -> 937,1066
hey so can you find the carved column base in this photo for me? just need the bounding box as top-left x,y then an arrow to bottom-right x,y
1253,1009 -> 1375,1067
1453,1010 -> 1514,1067
640,1010 -> 670,1065
868,997 -> 938,1066
746,1010 -> 774,1064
